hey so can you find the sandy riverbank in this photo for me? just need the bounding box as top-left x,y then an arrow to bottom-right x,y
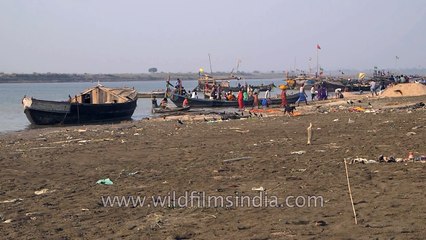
0,95 -> 425,239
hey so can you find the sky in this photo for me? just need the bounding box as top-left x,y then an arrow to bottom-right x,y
0,0 -> 425,73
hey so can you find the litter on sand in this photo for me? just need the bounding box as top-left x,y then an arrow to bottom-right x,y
34,188 -> 55,195
291,151 -> 306,155
0,198 -> 23,204
251,187 -> 265,191
96,178 -> 114,185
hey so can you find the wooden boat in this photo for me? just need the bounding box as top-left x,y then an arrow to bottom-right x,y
170,93 -> 299,108
152,106 -> 190,114
226,83 -> 275,92
345,84 -> 371,92
22,85 -> 138,125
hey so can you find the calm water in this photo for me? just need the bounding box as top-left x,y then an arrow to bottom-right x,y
0,79 -> 285,133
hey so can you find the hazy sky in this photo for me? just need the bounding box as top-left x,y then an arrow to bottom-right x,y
1,0 -> 425,73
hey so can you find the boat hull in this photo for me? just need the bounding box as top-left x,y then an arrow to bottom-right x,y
24,98 -> 137,125
170,93 -> 299,108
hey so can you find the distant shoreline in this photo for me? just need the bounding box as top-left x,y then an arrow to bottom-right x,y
0,72 -> 286,84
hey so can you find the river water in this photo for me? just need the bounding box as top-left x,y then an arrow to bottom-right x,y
0,79 -> 286,133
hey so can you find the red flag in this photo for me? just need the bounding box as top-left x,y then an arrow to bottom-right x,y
317,44 -> 321,50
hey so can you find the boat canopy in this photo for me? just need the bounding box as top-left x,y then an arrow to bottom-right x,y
71,85 -> 137,104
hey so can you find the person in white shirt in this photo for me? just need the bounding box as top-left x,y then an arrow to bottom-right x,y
264,89 -> 270,99
310,86 -> 316,101
191,91 -> 198,99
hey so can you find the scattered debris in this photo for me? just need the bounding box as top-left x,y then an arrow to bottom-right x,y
0,198 -> 23,204
96,178 -> 114,185
406,132 -> 417,136
235,130 -> 250,133
333,119 -> 339,122
3,219 -> 12,224
34,189 -> 55,195
128,171 -> 139,176
348,154 -> 426,164
251,187 -> 265,191
291,151 -> 306,155
347,158 -> 378,164
348,118 -> 355,124
315,220 -> 328,226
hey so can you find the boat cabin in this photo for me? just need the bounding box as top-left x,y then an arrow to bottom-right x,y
70,85 -> 137,104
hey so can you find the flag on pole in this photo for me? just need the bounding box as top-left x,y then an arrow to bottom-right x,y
317,44 -> 321,50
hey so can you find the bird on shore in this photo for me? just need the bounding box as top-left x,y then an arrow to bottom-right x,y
347,100 -> 354,105
177,119 -> 184,125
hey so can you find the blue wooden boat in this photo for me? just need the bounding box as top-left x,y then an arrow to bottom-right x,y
22,85 -> 138,125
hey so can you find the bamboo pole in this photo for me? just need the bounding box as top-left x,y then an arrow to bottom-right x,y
344,159 -> 358,224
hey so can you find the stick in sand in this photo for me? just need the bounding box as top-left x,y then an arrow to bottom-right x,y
344,159 -> 358,224
223,157 -> 252,163
307,123 -> 312,145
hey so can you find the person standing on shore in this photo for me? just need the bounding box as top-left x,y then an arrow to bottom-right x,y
280,87 -> 288,108
252,92 -> 259,109
264,89 -> 271,99
237,89 -> 244,110
370,80 -> 378,97
243,90 -> 249,101
310,85 -> 316,101
296,84 -> 308,106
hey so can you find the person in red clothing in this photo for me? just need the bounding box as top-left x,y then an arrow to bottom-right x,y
237,89 -> 244,110
182,96 -> 189,107
280,88 -> 288,108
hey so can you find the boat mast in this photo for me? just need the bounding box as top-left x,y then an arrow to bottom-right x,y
316,46 -> 319,78
208,53 -> 213,74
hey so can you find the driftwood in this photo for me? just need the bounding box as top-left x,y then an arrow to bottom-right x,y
344,159 -> 358,224
223,157 -> 252,163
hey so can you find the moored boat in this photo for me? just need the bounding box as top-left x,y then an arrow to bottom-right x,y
22,85 -> 138,125
170,92 -> 299,108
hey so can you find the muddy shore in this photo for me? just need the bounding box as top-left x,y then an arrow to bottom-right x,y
1,95 -> 425,239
